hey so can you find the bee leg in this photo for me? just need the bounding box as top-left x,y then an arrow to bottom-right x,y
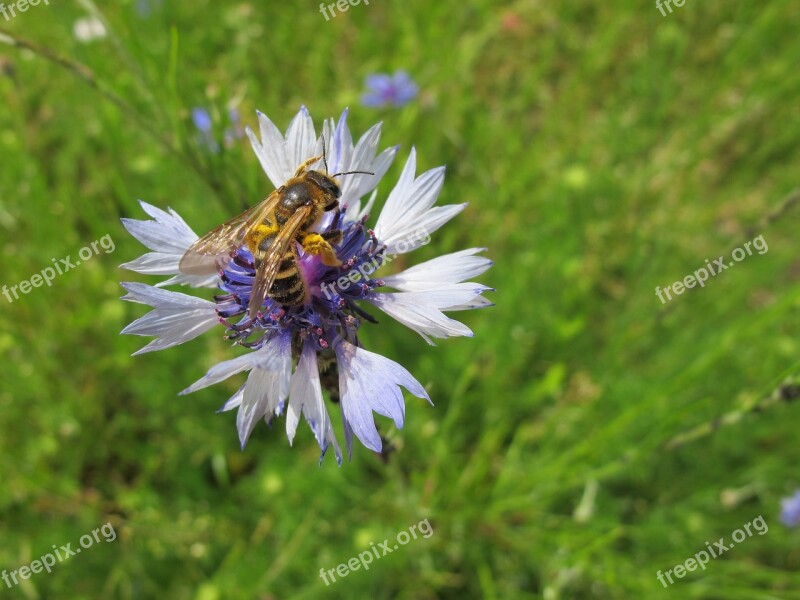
320,230 -> 343,245
293,154 -> 323,177
301,233 -> 342,266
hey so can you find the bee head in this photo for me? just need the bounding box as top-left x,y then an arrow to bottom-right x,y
310,138 -> 373,203
306,170 -> 341,200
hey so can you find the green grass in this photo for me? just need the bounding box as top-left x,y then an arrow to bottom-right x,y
1,0 -> 800,598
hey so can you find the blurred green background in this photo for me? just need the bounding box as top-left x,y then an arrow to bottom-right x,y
1,0 -> 800,598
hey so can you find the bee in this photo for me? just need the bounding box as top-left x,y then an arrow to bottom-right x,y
179,152 -> 372,318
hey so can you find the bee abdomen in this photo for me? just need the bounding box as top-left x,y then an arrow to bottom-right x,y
269,256 -> 306,306
276,256 -> 295,277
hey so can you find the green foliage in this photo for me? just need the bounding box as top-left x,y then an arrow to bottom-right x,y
1,0 -> 799,598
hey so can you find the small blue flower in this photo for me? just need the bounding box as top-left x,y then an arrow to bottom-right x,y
193,107 -> 245,152
136,0 -> 162,17
223,108 -> 244,147
191,108 -> 212,133
191,107 -> 219,152
361,71 -> 419,108
780,490 -> 800,527
120,108 -> 492,464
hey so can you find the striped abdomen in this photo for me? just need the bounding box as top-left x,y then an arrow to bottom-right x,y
256,229 -> 306,306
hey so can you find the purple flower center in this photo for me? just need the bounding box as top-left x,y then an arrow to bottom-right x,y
213,209 -> 387,350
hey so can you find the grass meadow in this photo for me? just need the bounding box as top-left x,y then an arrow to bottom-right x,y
1,0 -> 800,598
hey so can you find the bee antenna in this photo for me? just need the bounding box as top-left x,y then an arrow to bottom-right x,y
332,170 -> 375,178
321,134 -> 329,174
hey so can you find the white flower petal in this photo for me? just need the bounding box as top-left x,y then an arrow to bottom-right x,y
328,109 -> 353,175
334,339 -> 430,455
120,282 -> 219,354
156,272 -> 219,288
247,108 -> 396,223
341,414 -> 355,462
121,282 -> 213,308
396,166 -> 446,216
343,145 -> 398,221
381,248 -> 492,292
339,127 -> 384,201
121,252 -> 183,276
126,316 -> 217,355
237,371 -> 273,447
247,111 -> 290,187
387,204 -> 466,254
355,189 -> 378,222
286,106 -> 318,175
374,147 -> 418,227
120,200 -> 219,288
287,342 -> 342,465
444,296 -> 495,311
247,107 -> 322,188
322,111 -> 398,220
350,124 -> 381,176
236,334 -> 292,448
122,201 -> 195,253
179,341 -> 281,395
218,385 -> 244,412
373,150 -> 464,255
367,288 -> 490,344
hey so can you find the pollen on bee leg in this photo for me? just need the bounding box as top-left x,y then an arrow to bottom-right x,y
301,233 -> 342,267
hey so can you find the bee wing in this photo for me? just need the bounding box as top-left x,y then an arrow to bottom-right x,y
248,205 -> 312,318
179,191 -> 283,276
